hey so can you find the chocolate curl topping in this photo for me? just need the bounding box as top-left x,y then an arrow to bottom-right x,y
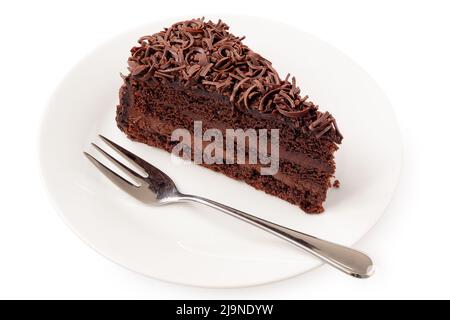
127,17 -> 343,143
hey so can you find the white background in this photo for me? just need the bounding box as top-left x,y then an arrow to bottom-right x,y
0,0 -> 449,299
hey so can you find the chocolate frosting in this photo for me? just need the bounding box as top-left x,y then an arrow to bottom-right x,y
126,18 -> 343,143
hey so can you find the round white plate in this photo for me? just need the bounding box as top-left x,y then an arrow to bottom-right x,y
40,15 -> 401,288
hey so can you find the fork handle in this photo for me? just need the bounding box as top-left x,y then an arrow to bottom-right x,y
178,194 -> 374,279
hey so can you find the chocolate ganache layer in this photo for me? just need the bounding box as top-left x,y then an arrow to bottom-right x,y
116,18 -> 343,213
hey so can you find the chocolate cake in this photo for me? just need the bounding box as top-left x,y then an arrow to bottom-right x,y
116,18 -> 343,213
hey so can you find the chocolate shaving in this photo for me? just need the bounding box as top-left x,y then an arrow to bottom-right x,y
130,65 -> 150,76
199,63 -> 213,77
277,106 -> 312,118
127,17 -> 343,143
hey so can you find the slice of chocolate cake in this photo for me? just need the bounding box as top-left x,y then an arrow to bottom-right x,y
116,18 -> 343,213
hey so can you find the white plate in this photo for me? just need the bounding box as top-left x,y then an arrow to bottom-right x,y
40,15 -> 401,288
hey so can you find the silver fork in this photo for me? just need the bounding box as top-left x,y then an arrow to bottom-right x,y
84,135 -> 374,279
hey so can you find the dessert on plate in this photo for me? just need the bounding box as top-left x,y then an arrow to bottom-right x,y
116,18 -> 342,213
